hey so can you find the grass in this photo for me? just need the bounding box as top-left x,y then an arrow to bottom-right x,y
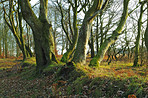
0,58 -> 147,97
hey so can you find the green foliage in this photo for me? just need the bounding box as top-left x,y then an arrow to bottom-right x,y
61,54 -> 68,63
67,86 -> 73,95
22,57 -> 36,68
89,58 -> 99,67
73,76 -> 90,94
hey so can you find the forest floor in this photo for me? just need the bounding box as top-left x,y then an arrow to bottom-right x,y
0,57 -> 148,97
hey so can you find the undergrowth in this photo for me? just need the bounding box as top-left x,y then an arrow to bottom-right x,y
0,58 -> 147,97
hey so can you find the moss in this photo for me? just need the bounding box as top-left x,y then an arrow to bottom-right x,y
22,57 -> 36,68
89,58 -> 99,67
61,53 -> 68,63
89,77 -> 100,87
73,76 -> 90,94
67,86 -> 73,95
42,64 -> 60,76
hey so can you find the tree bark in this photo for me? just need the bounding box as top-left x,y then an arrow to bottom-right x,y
61,1 -> 78,63
89,0 -> 130,66
144,2 -> 148,62
96,16 -> 99,53
100,12 -> 103,47
90,28 -> 95,58
145,1 -> 148,51
133,2 -> 144,66
73,0 -> 109,64
0,36 -> 1,56
20,0 -> 58,74
2,0 -> 32,60
4,23 -> 8,58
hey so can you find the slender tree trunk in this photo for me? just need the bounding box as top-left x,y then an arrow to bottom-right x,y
2,26 -> 5,58
96,16 -> 99,53
133,2 -> 144,66
61,1 -> 78,63
0,34 -> 1,56
16,44 -> 20,57
2,0 -> 32,60
144,2 -> 148,60
18,9 -> 27,60
140,36 -> 144,66
53,11 -> 58,56
100,12 -> 103,47
0,38 -> 2,57
90,28 -> 95,58
4,30 -> 8,58
89,0 -> 129,66
61,31 -> 65,55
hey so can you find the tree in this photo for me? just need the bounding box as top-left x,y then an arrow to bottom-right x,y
2,0 -> 32,60
72,0 -> 109,64
144,1 -> 148,62
4,22 -> 9,58
19,0 -> 58,74
145,2 -> 148,52
89,0 -> 130,66
57,0 -> 80,63
133,1 -> 146,66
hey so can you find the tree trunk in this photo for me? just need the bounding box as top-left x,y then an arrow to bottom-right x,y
2,0 -> 32,60
133,2 -> 144,66
145,25 -> 148,52
16,44 -> 20,57
2,25 -> 5,58
0,36 -> 2,57
89,0 -> 129,66
144,2 -> 148,60
73,0 -> 109,64
4,29 -> 8,58
72,18 -> 93,64
20,0 -> 58,74
18,9 -> 27,60
61,3 -> 78,62
100,12 -> 103,47
96,16 -> 99,53
90,28 -> 95,58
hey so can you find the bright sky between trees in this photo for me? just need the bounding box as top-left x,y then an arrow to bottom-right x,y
30,0 -> 38,5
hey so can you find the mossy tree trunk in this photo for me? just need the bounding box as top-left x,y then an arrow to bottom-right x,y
90,28 -> 95,58
133,2 -> 145,66
2,0 -> 32,60
18,7 -> 28,60
145,2 -> 148,50
58,0 -> 79,63
89,0 -> 130,66
144,2 -> 148,61
72,0 -> 109,64
96,16 -> 99,53
20,0 -> 58,74
0,35 -> 1,56
4,22 -> 9,58
100,12 -> 103,47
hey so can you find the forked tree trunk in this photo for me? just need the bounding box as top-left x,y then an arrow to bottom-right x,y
20,0 -> 58,74
61,2 -> 78,62
3,0 -> 32,60
89,0 -> 130,66
133,2 -> 145,66
72,0 -> 109,64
